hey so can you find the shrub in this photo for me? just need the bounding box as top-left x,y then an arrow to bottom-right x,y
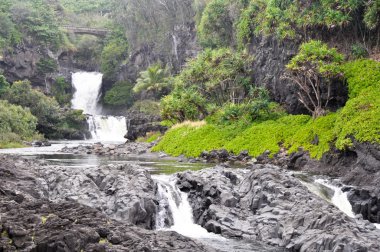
235,0 -> 371,44
0,99 -> 38,147
342,59 -> 380,98
161,86 -> 208,123
350,44 -> 369,59
104,81 -> 134,107
3,80 -> 61,135
335,86 -> 380,150
52,77 -> 72,106
2,80 -> 87,139
0,75 -> 10,97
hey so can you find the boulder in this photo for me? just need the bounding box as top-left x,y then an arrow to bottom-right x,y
176,165 -> 380,251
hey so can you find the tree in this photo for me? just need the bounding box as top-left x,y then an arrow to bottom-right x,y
161,86 -> 207,122
198,0 -> 240,48
284,40 -> 344,118
133,64 -> 171,99
177,48 -> 253,105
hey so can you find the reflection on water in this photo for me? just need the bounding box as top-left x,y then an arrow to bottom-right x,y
36,153 -> 212,175
0,140 -> 212,175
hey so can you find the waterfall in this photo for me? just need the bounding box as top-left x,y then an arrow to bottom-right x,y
314,179 -> 355,218
154,175 -> 224,240
172,34 -> 179,61
71,72 -> 127,142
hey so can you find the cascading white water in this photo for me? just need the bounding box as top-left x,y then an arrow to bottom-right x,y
71,72 -> 127,142
302,177 -> 380,229
71,72 -> 103,114
172,34 -> 179,61
87,115 -> 127,142
154,175 -> 224,240
314,179 -> 355,218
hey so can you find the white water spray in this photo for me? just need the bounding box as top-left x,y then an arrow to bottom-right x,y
154,175 -> 224,240
71,72 -> 127,142
314,179 -> 355,218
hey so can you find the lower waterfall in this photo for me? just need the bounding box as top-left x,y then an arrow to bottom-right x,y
154,175 -> 223,239
87,115 -> 127,142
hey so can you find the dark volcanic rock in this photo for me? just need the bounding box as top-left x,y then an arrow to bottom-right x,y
125,112 -> 167,141
176,165 -> 380,251
0,194 -> 211,252
200,149 -> 251,164
37,163 -> 159,229
0,155 -> 212,252
348,188 -> 380,224
60,142 -> 155,157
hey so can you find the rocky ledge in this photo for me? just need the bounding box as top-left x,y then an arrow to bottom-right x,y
176,165 -> 380,251
0,155 -> 211,252
60,142 -> 154,156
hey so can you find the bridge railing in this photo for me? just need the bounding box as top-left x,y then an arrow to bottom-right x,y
61,26 -> 110,34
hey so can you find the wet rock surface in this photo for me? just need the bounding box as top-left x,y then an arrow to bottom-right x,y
0,155 -> 212,252
61,142 -> 154,156
176,165 -> 380,251
347,188 -> 380,224
200,149 -> 252,164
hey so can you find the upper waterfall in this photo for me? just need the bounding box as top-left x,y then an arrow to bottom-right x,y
71,72 -> 103,114
71,72 -> 127,142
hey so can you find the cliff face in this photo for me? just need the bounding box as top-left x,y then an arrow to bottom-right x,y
117,23 -> 200,84
0,41 -> 50,88
248,35 -> 349,114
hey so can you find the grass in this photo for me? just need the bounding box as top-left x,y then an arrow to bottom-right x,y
136,131 -> 163,143
0,142 -> 26,149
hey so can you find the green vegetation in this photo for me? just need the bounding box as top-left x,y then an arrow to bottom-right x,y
137,131 -> 162,143
284,40 -> 345,118
198,0 -> 238,48
237,0 -> 378,44
133,64 -> 171,99
155,50 -> 380,160
160,48 -> 254,122
51,77 -> 72,107
37,58 -> 58,75
0,75 -> 10,97
130,100 -> 161,116
0,100 -> 39,148
2,80 -> 61,136
161,87 -> 208,122
101,29 -> 129,80
1,80 -> 86,140
342,59 -> 380,98
104,81 -> 134,107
